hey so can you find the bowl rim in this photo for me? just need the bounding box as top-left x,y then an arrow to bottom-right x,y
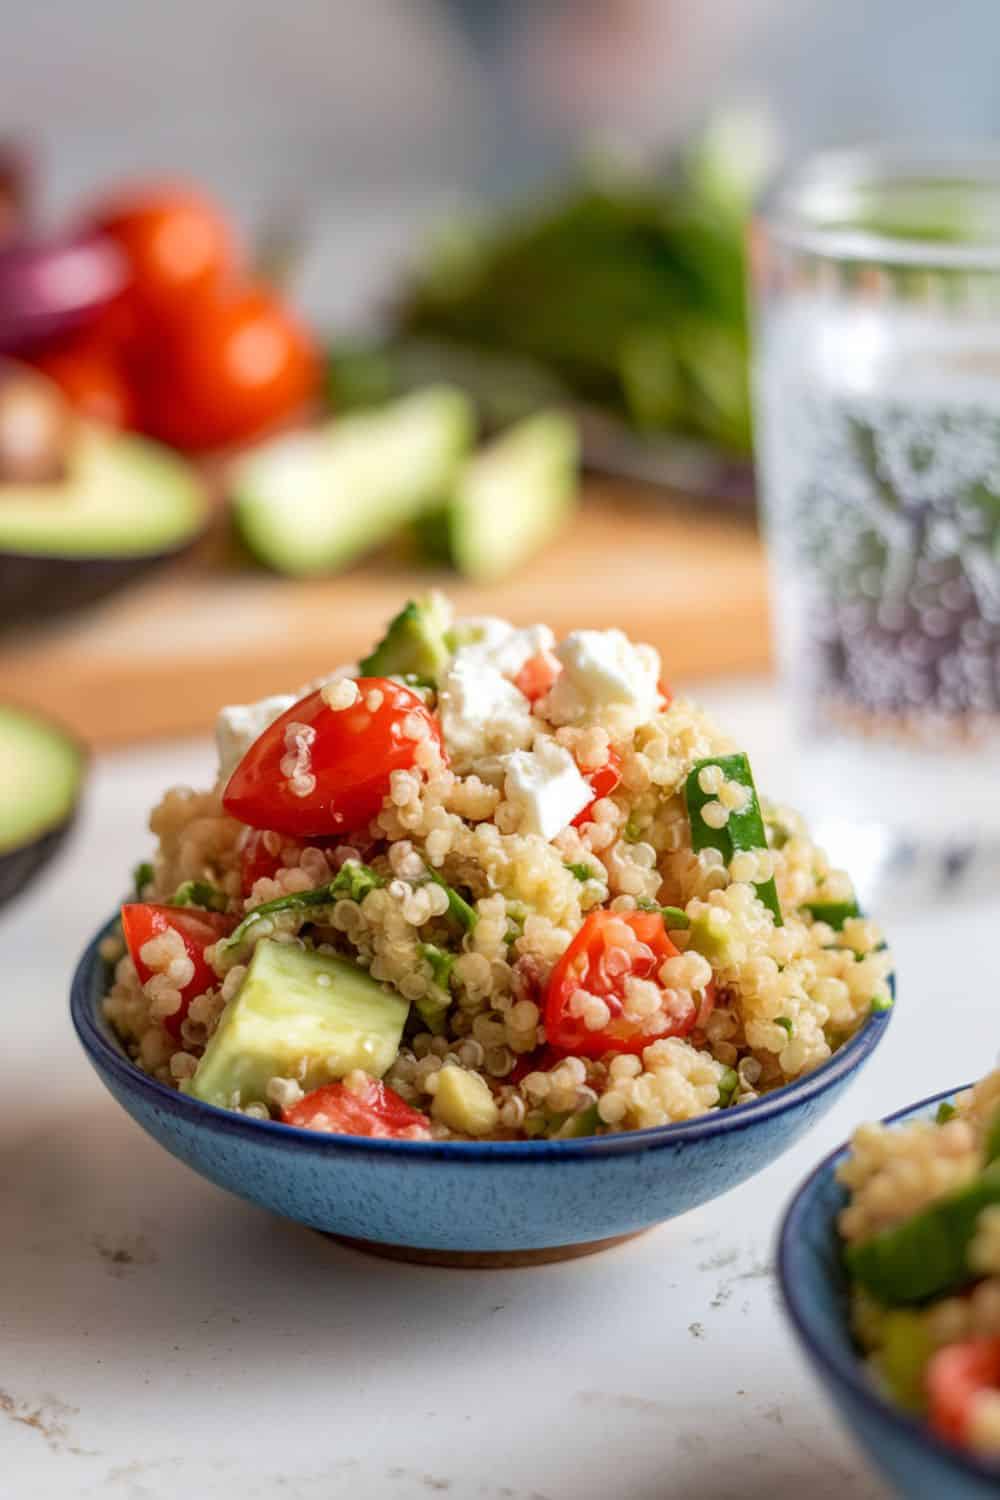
778,1085 -> 1000,1485
73,912 -> 892,1163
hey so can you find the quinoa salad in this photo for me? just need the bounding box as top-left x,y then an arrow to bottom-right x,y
102,594 -> 893,1144
839,1069 -> 1000,1461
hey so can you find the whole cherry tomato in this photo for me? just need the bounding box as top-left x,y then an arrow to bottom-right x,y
223,678 -> 446,839
31,344 -> 138,429
138,283 -> 319,452
545,909 -> 709,1058
87,182 -> 236,323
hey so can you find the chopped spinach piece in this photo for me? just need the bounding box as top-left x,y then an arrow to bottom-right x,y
172,879 -> 228,912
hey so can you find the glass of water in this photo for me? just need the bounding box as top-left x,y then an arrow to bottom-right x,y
752,149 -> 1000,906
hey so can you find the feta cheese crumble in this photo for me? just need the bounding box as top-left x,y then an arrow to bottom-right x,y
438,655 -> 535,768
215,694 -> 297,782
543,629 -> 661,725
502,739 -> 592,840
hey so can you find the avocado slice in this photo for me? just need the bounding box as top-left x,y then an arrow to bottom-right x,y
231,386 -> 474,577
415,410 -> 578,581
431,1064 -> 499,1136
359,593 -> 453,683
0,703 -> 84,909
845,1159 -> 1000,1306
686,907 -> 738,967
186,940 -> 409,1110
0,426 -> 208,623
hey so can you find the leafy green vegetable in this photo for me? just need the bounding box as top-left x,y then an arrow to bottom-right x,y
659,906 -> 690,930
171,879 -> 228,912
419,943 -> 455,990
132,861 -> 154,899
803,899 -> 860,931
565,861 -> 601,883
427,869 -> 478,930
775,1016 -> 794,1036
218,862 -> 385,957
684,753 -> 783,925
935,1101 -> 957,1125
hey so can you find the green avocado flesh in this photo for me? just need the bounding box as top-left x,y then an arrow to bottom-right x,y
359,594 -> 453,682
417,410 -> 578,581
846,1159 -> 1000,1306
186,940 -> 410,1109
0,428 -> 206,557
232,386 -> 474,577
0,704 -> 83,853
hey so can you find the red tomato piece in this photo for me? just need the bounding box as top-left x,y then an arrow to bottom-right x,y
927,1338 -> 1000,1445
30,345 -> 138,429
121,902 -> 235,1039
658,679 -> 673,709
282,1078 -> 431,1140
571,748 -> 623,828
238,828 -> 301,896
507,1044 -> 560,1086
545,909 -> 704,1058
223,678 -> 446,839
514,649 -> 561,703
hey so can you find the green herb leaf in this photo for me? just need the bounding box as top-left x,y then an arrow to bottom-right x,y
132,861 -> 154,899
565,861 -> 601,883
717,1067 -> 739,1107
622,816 -> 642,844
803,899 -> 860,931
171,879 -> 228,912
427,869 -> 478,930
219,861 -> 385,956
775,1016 -> 794,1036
935,1101 -> 957,1125
419,942 -> 455,989
659,905 -> 690,930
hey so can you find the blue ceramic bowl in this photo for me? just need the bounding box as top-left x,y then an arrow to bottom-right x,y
73,915 -> 892,1264
779,1089 -> 1000,1499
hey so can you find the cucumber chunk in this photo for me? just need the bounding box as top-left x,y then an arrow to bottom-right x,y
232,387 -> 474,577
186,940 -> 409,1109
846,1160 -> 1000,1306
359,594 -> 453,684
415,410 -> 578,581
685,753 -> 783,925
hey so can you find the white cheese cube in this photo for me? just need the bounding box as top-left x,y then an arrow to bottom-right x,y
215,694 -> 297,782
545,629 -> 661,724
502,739 -> 592,841
438,656 -> 534,766
452,617 -> 556,678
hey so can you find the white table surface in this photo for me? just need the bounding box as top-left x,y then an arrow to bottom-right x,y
4,680 -> 997,1500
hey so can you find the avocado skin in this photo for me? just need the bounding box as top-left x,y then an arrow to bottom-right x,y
0,537 -> 200,627
0,810 -> 76,910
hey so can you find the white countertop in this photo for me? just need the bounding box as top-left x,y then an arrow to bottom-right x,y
4,682 -> 998,1500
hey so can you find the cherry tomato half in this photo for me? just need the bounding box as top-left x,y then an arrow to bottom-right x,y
138,282 -> 318,452
572,747 -> 623,828
88,182 -> 236,323
927,1338 -> 1000,1445
223,678 -> 446,839
283,1078 -> 431,1140
121,902 -> 235,1039
545,909 -> 707,1058
514,649 -> 561,703
30,344 -> 138,429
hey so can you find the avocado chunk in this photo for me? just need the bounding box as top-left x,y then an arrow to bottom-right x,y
415,410 -> 578,581
876,1309 -> 937,1412
685,753 -> 783,925
359,593 -> 453,683
686,907 -> 738,967
186,940 -> 409,1110
0,426 -> 206,557
845,1159 -> 1000,1306
0,703 -> 84,909
431,1064 -> 499,1136
231,386 -> 474,577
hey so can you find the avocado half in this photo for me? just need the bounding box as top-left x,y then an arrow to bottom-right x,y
0,426 -> 209,625
0,702 -> 85,908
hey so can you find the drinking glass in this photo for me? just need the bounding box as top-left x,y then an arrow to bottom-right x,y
752,149 -> 1000,905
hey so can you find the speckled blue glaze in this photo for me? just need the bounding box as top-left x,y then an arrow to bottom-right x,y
74,915 -> 892,1254
779,1090 -> 1000,1499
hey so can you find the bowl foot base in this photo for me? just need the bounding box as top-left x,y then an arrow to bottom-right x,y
324,1229 -> 648,1268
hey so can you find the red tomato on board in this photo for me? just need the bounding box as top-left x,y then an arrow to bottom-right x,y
121,903 -> 235,1038
282,1078 -> 432,1140
30,344 -> 138,429
927,1338 -> 1000,1445
137,282 -> 318,452
88,182 -> 236,323
223,678 -> 446,839
571,748 -> 623,828
545,909 -> 706,1059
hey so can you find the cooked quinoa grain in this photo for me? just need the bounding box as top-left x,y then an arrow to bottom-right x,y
104,597 -> 891,1146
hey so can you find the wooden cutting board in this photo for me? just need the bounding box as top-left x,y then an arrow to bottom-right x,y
0,482 -> 769,747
